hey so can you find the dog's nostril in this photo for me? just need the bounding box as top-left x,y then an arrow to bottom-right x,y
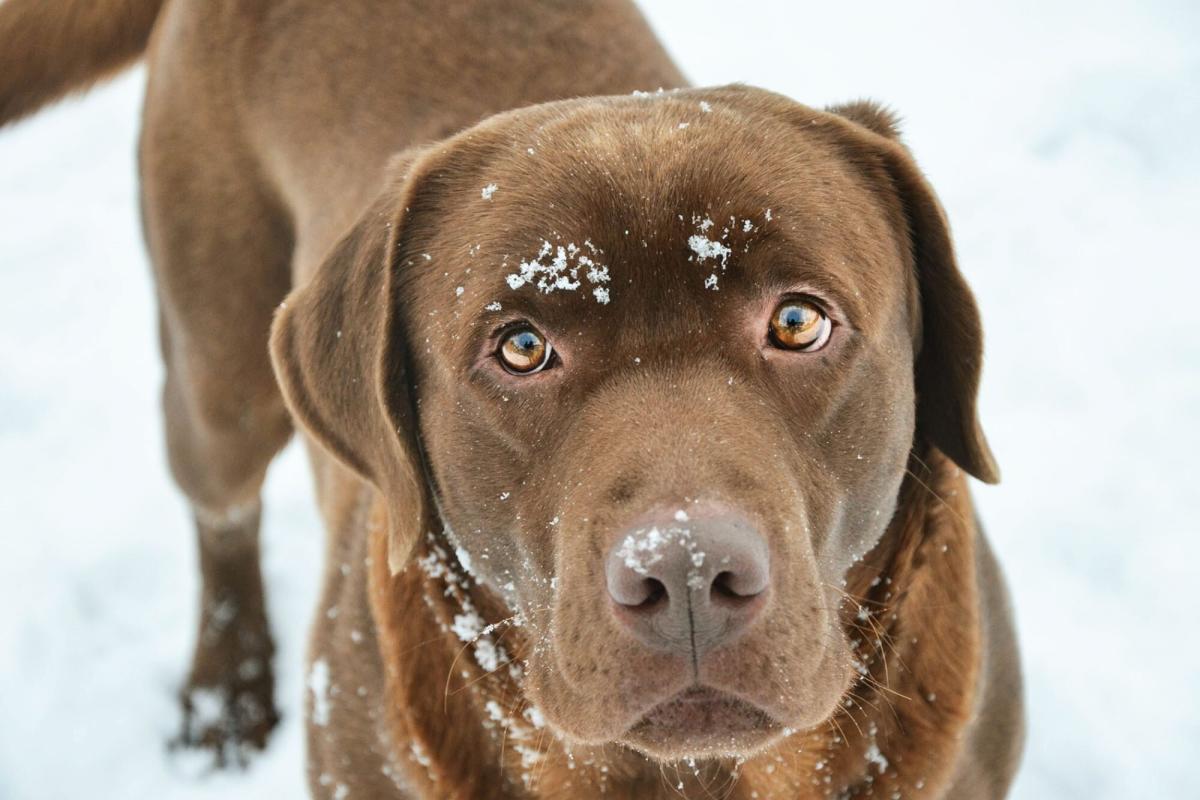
711,569 -> 765,604
712,571 -> 740,600
635,578 -> 668,609
609,572 -> 670,609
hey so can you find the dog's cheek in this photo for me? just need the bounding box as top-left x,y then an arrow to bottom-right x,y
418,397 -> 545,595
810,346 -> 917,576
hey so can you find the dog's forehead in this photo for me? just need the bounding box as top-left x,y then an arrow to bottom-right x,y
414,90 -> 909,336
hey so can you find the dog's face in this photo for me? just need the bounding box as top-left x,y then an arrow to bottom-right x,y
272,86 -> 997,760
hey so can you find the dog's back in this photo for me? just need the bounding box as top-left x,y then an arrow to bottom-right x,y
144,0 -> 686,278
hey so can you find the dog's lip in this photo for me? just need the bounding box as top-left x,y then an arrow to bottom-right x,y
629,685 -> 778,737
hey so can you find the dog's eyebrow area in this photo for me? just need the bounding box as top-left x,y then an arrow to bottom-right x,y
429,121 -> 903,353
446,209 -> 876,346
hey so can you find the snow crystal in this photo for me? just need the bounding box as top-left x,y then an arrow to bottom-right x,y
473,637 -> 501,672
617,526 -> 668,575
410,741 -> 432,767
485,301 -> 502,311
523,705 -> 546,728
454,286 -> 464,297
451,609 -> 483,643
699,100 -> 713,113
689,235 -> 731,265
616,524 -> 710,591
186,687 -> 226,733
308,658 -> 332,727
481,183 -> 498,200
864,741 -> 889,774
504,238 -> 611,304
687,214 -> 734,272
483,700 -> 543,778
454,544 -> 474,576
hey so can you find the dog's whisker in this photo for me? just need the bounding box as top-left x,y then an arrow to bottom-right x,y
826,713 -> 850,749
903,466 -> 969,527
907,447 -> 934,475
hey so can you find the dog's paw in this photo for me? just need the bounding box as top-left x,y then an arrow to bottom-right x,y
170,670 -> 281,770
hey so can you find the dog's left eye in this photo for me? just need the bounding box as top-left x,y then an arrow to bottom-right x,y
498,326 -> 554,374
769,298 -> 832,351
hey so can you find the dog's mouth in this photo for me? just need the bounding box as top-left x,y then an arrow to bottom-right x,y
621,685 -> 781,759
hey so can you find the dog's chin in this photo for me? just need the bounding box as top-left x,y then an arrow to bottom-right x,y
618,687 -> 783,761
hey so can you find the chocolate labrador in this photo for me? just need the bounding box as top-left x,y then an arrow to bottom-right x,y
0,0 -> 1023,796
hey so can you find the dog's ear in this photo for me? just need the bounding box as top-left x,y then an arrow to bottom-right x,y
826,100 -> 1000,483
270,148 -> 437,573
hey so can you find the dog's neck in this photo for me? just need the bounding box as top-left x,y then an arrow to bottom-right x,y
367,448 -> 981,798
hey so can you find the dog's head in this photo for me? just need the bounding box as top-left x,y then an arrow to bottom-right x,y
271,86 -> 997,760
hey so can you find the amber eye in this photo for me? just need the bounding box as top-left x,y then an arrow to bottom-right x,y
498,326 -> 553,374
769,299 -> 832,351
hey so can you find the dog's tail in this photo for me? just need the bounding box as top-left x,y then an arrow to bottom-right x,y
0,0 -> 165,128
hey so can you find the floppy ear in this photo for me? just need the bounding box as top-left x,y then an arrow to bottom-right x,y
270,148 -> 437,572
827,101 -> 1001,483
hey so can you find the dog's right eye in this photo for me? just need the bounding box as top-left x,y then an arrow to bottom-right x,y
498,327 -> 553,374
768,298 -> 832,352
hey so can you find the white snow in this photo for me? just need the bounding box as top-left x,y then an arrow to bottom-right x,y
450,611 -> 483,643
481,182 -> 498,200
687,213 -> 742,288
616,526 -> 669,575
616,524 -> 710,591
504,237 -> 611,302
1,2 -> 1197,798
307,659 -> 331,728
687,233 -> 731,265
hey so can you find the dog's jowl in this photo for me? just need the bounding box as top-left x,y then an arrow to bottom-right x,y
0,0 -> 1023,797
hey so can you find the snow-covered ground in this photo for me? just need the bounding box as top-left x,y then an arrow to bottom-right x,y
1,1 -> 1196,797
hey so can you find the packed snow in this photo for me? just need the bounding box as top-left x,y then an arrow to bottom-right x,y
1,1 -> 1198,798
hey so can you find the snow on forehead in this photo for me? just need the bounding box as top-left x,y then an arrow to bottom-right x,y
505,237 -> 610,305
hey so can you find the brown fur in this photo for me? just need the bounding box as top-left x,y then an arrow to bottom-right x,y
0,0 -> 164,125
0,0 -> 1023,796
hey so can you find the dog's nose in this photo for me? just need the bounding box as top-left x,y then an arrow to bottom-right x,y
606,508 -> 770,659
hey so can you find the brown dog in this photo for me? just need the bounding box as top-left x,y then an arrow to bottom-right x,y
1,0 -> 1024,797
